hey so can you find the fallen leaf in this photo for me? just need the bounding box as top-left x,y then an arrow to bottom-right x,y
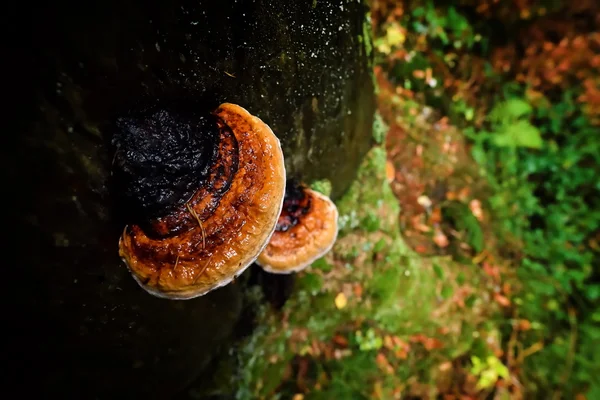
410,334 -> 443,350
417,195 -> 432,208
430,206 -> 443,224
434,228 -> 450,248
415,244 -> 428,253
424,337 -> 444,350
482,262 -> 501,281
494,293 -> 511,307
384,335 -> 394,350
386,160 -> 396,182
376,352 -> 394,374
469,199 -> 484,221
335,292 -> 347,309
395,347 -> 409,359
333,334 -> 349,347
413,70 -> 426,79
412,215 -> 431,232
439,361 -> 453,372
517,319 -> 532,331
438,326 -> 450,335
354,283 -> 363,298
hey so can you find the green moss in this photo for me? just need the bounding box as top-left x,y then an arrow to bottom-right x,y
230,141 -> 494,398
372,112 -> 388,144
363,11 -> 374,61
337,146 -> 398,236
309,179 -> 333,197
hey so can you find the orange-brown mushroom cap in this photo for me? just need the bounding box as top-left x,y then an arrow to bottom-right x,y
118,103 -> 286,299
256,185 -> 338,274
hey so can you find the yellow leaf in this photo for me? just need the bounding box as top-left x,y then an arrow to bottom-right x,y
335,293 -> 347,309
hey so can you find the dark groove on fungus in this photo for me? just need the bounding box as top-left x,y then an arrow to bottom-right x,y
275,181 -> 312,232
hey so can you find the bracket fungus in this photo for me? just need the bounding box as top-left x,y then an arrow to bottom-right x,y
256,182 -> 339,274
114,103 -> 286,299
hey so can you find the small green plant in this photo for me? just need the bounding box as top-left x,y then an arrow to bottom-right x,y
470,355 -> 509,390
355,328 -> 383,351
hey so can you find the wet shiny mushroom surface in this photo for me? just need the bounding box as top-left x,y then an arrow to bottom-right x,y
257,183 -> 338,274
116,103 -> 286,299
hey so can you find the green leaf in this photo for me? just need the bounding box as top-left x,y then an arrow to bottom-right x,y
493,120 -> 543,149
412,6 -> 425,17
441,285 -> 453,299
433,263 -> 445,279
489,98 -> 533,122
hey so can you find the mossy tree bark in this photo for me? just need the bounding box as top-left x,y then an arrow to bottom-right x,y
11,0 -> 374,397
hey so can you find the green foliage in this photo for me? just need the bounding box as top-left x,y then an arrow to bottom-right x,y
355,328 -> 383,351
384,1 -> 599,396
410,1 -> 476,50
487,99 -> 542,149
469,86 -> 600,398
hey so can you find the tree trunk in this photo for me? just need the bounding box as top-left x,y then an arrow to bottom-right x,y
10,0 -> 374,397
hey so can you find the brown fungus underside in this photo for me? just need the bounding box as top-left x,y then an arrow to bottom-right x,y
119,103 -> 286,299
257,184 -> 338,274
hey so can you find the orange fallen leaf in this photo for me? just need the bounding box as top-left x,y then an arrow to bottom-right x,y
353,283 -> 363,298
469,199 -> 484,221
392,336 -> 410,349
390,336 -> 410,359
433,228 -> 449,248
439,361 -> 452,372
494,293 -> 511,307
458,187 -> 471,201
424,337 -> 444,350
384,335 -> 394,350
385,160 -> 395,183
333,334 -> 349,347
395,347 -> 408,359
516,319 -> 532,331
482,262 -> 501,282
412,215 -> 431,232
413,70 -> 426,79
415,244 -> 428,254
430,206 -> 443,224
438,326 -> 450,335
410,334 -> 444,350
376,352 -> 394,375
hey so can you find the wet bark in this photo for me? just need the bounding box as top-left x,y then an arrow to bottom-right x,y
10,0 -> 374,398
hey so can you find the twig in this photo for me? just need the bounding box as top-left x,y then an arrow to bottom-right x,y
173,254 -> 180,272
186,202 -> 206,250
193,253 -> 215,284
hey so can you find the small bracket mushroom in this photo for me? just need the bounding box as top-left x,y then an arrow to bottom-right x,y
256,181 -> 339,274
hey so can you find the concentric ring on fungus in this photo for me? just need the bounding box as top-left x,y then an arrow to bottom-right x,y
256,182 -> 338,274
117,103 -> 286,299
